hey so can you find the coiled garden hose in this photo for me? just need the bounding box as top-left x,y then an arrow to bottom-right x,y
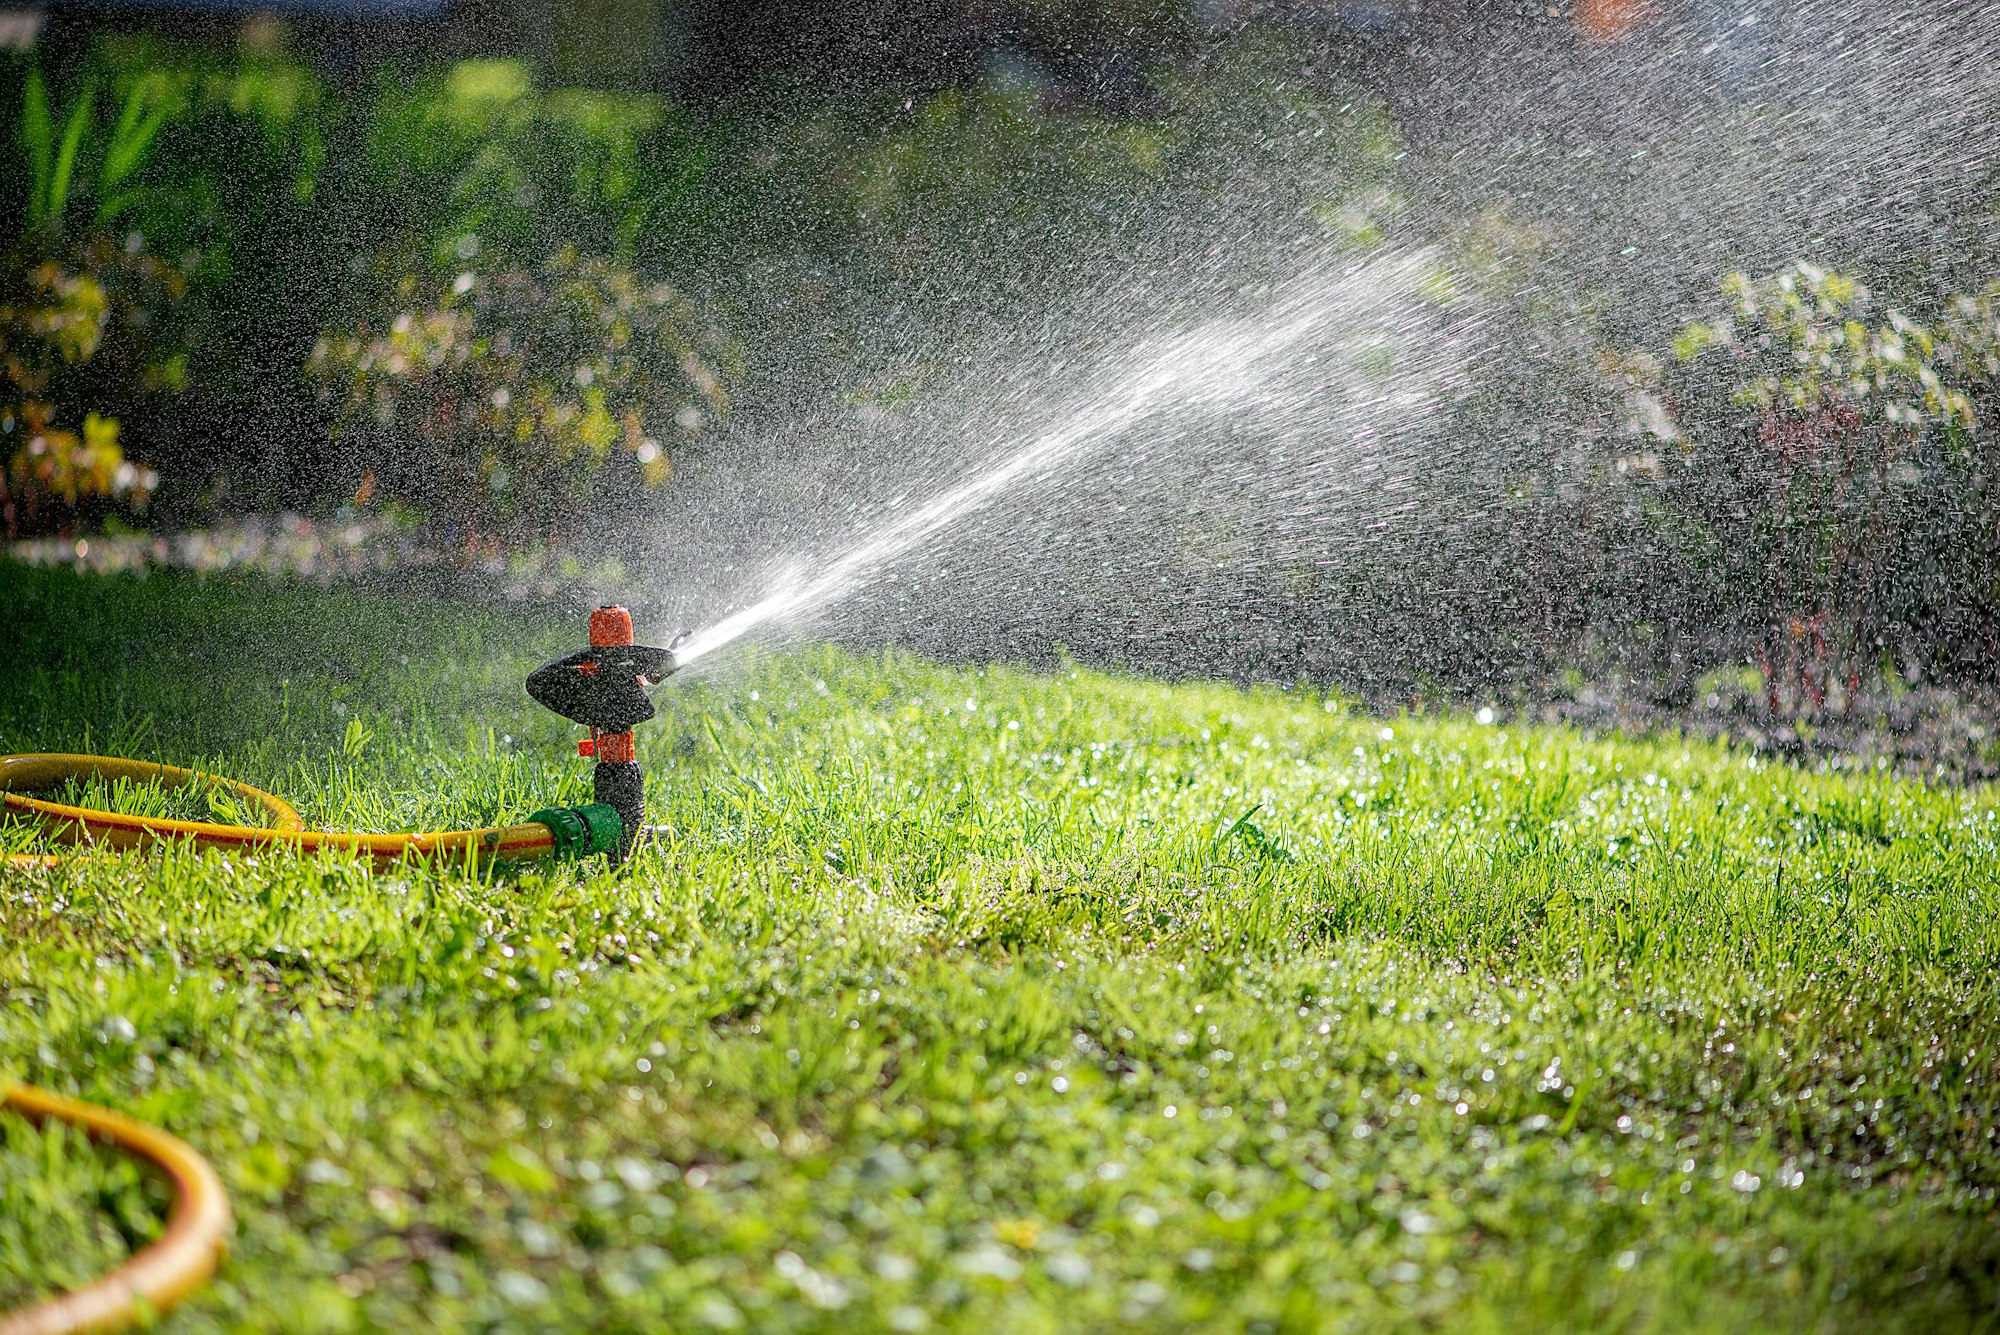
0,753 -> 614,868
0,1083 -> 230,1335
1,752 -> 625,1332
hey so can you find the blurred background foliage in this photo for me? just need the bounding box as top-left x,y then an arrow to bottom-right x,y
1,0 -> 1998,714
1,7 -> 1395,544
1600,267 -> 2000,712
307,245 -> 731,541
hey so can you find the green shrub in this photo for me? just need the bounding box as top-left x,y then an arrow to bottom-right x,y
59,46 -> 717,524
361,59 -> 703,266
307,246 -> 730,542
1,65 -> 186,536
15,65 -> 173,237
1602,263 -> 2000,712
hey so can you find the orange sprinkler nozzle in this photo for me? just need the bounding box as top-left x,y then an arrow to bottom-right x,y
590,731 -> 635,765
590,605 -> 635,647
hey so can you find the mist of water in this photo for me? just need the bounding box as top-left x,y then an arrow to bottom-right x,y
665,251 -> 1453,670
635,5 -> 2000,696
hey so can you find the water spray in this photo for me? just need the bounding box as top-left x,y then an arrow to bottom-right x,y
663,254 -> 1446,670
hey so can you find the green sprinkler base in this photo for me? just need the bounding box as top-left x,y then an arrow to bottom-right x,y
525,802 -> 625,861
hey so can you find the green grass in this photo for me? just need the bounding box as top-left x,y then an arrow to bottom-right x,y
2,560 -> 1997,1333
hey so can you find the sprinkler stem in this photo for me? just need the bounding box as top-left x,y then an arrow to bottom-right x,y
586,606 -> 645,866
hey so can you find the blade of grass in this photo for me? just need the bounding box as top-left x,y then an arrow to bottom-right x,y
96,83 -> 169,219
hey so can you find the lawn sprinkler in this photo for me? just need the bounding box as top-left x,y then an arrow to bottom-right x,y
1,603 -> 685,875
525,605 -> 684,866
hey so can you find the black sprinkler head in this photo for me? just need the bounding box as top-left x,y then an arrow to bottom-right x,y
525,642 -> 679,733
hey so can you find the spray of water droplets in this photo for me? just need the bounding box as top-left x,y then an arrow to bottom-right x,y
667,252 -> 1451,669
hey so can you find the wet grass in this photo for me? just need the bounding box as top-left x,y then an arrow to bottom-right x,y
1,560 -> 1997,1333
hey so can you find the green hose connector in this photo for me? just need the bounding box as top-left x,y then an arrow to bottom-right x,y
526,802 -> 624,861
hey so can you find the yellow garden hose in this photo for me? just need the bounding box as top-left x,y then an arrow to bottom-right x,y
0,753 -> 562,869
0,1083 -> 231,1335
1,752 -> 624,1332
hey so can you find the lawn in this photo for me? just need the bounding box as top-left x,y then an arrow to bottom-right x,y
2,561 -> 1997,1334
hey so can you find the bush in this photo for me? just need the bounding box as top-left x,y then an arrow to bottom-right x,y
307,246 -> 730,543
1602,263 -> 2000,711
60,46 -> 721,523
0,65 -> 186,536
360,59 -> 701,267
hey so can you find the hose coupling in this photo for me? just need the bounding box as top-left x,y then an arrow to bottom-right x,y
525,802 -> 624,862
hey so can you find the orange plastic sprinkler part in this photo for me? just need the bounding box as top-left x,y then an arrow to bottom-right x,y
590,604 -> 635,647
0,1083 -> 231,1335
586,606 -> 638,764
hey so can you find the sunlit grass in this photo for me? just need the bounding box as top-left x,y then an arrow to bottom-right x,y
1,561 -> 1996,1332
